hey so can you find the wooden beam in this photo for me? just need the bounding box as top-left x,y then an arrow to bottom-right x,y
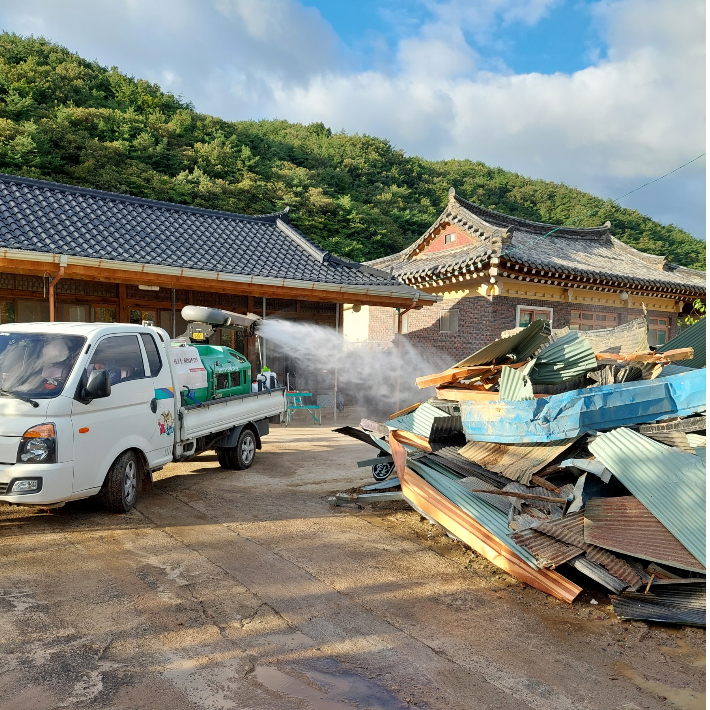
595,348 -> 693,363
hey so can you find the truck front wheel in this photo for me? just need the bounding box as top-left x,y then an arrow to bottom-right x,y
100,450 -> 139,513
217,429 -> 256,470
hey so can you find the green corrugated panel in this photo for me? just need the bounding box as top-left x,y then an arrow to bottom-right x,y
499,362 -> 535,401
454,319 -> 551,368
387,402 -> 462,440
658,317 -> 705,369
529,331 -> 597,384
589,428 -> 706,566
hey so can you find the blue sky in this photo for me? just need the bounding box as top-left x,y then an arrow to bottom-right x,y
307,0 -> 604,75
0,0 -> 705,240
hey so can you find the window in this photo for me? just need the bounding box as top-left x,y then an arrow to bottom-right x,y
216,373 -> 229,390
140,333 -> 163,376
570,311 -> 618,331
444,233 -> 457,244
89,335 -> 145,385
517,306 -> 552,328
648,317 -> 670,346
440,309 -> 459,333
230,371 -> 240,387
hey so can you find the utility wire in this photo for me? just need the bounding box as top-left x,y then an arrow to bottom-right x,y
501,152 -> 706,257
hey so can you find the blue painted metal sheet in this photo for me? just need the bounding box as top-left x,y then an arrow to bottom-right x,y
461,368 -> 706,443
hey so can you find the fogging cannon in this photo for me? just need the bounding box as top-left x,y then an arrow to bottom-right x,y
172,306 -> 275,405
179,305 -> 262,344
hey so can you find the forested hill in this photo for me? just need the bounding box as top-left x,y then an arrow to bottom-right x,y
0,33 -> 704,269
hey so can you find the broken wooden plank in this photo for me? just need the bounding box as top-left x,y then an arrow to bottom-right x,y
530,475 -> 561,492
416,366 -> 496,389
595,347 -> 694,364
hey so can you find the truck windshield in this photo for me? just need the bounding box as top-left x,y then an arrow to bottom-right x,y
0,333 -> 86,398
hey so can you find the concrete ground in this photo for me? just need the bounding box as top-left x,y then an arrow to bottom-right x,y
0,410 -> 705,710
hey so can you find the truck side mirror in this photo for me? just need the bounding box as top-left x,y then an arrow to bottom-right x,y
83,369 -> 112,400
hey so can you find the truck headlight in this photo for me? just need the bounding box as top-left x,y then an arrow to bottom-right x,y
17,424 -> 56,464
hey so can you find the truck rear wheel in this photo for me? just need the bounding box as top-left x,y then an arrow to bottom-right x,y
100,450 -> 139,513
217,429 -> 256,470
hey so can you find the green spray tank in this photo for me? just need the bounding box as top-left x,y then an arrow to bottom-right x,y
171,305 -> 262,405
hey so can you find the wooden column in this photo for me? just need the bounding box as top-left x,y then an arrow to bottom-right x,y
118,283 -> 128,323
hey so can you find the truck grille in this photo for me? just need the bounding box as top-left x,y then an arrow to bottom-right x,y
0,482 -> 8,495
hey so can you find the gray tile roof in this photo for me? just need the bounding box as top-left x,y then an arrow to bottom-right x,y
368,190 -> 706,295
0,173 -> 411,290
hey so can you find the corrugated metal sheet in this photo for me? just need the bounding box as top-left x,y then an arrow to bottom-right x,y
499,365 -> 534,401
530,332 -> 597,384
570,557 -> 627,593
583,317 -> 649,355
426,447 -> 509,488
454,319 -> 550,368
589,428 -> 706,567
657,317 -> 705,369
406,457 -> 539,566
584,496 -> 705,573
461,367 -> 706,443
612,583 -> 706,626
534,513 -> 643,589
457,477 -> 513,513
510,528 -> 583,568
387,402 -> 462,441
393,454 -> 582,603
459,437 -> 579,484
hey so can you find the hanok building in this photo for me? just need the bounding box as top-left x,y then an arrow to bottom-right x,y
0,173 -> 437,388
359,188 -> 706,360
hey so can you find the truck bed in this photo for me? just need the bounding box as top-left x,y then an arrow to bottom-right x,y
180,387 -> 287,440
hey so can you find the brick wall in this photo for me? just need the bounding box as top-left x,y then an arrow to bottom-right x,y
369,295 -> 679,361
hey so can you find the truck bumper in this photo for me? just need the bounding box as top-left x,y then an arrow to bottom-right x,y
0,462 -> 74,506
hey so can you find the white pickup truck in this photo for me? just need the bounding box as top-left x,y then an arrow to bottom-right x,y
0,322 -> 286,512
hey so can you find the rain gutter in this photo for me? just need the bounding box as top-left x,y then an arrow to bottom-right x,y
0,248 -> 440,305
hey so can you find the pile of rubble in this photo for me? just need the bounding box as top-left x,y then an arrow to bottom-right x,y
336,316 -> 706,625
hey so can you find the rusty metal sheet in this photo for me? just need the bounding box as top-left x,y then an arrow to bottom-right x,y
534,513 -> 643,589
459,437 -> 578,485
612,583 -> 706,626
589,427 -> 706,567
510,528 -> 583,568
584,497 -> 705,573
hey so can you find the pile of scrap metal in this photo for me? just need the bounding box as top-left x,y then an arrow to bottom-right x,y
336,316 -> 706,625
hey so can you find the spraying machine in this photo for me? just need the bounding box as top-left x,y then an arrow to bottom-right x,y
172,305 -> 274,405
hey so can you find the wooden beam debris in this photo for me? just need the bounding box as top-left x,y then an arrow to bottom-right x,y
595,347 -> 694,364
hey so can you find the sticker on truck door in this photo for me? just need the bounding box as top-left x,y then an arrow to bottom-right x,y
158,411 -> 174,436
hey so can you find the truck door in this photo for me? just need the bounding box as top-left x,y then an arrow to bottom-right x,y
70,334 -> 155,494
139,332 -> 175,468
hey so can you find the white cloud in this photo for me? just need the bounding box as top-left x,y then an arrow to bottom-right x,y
0,0 -> 705,237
